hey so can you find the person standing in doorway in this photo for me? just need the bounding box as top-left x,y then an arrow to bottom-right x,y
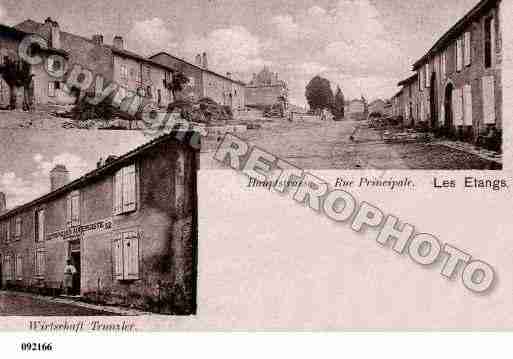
64,259 -> 77,295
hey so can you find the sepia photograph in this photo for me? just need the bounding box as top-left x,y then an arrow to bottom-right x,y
0,130 -> 199,316
0,0 -> 511,343
0,0 -> 503,170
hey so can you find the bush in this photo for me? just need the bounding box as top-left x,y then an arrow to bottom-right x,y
72,94 -> 113,123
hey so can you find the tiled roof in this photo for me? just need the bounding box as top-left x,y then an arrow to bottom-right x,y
412,0 -> 499,69
397,73 -> 418,87
150,52 -> 246,86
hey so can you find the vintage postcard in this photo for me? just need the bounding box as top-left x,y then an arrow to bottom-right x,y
0,0 -> 512,340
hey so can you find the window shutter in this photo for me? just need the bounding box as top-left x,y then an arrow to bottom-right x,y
71,194 -> 80,226
456,38 -> 463,71
16,254 -> 22,280
490,17 -> 495,67
48,82 -> 55,97
66,196 -> 72,227
123,231 -> 139,280
463,85 -> 473,126
441,52 -> 446,79
464,32 -> 471,66
113,234 -> 123,280
114,170 -> 123,214
123,165 -> 136,212
425,64 -> 430,88
38,210 -> 45,242
482,76 -> 495,124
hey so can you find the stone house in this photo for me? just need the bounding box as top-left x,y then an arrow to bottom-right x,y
368,99 -> 386,116
0,133 -> 199,314
397,73 -> 420,127
411,0 -> 502,142
150,52 -> 246,110
245,67 -> 288,109
0,18 -> 176,109
344,99 -> 367,120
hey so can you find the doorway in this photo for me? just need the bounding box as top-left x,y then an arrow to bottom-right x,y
430,72 -> 438,129
69,241 -> 81,295
444,83 -> 454,135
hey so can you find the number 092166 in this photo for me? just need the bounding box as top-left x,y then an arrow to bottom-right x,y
20,343 -> 53,351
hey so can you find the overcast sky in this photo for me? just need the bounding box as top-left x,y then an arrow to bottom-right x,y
0,130 -> 149,209
0,0 -> 479,105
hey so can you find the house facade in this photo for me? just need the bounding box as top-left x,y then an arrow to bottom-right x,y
150,52 -> 246,110
397,73 -> 420,127
368,99 -> 386,116
0,18 -> 177,109
344,99 -> 367,120
411,0 -> 502,141
0,133 -> 199,315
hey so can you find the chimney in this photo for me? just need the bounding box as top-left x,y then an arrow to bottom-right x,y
45,17 -> 61,49
226,72 -> 231,78
105,155 -> 118,165
92,34 -> 104,45
96,157 -> 103,168
202,52 -> 208,69
113,36 -> 124,50
50,165 -> 70,191
0,192 -> 6,213
195,54 -> 202,66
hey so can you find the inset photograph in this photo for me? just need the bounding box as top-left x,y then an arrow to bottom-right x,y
0,130 -> 199,316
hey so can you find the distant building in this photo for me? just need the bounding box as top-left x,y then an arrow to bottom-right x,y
344,99 -> 367,120
368,99 -> 386,115
245,67 -> 288,108
397,73 -> 420,126
150,52 -> 246,109
0,133 -> 199,314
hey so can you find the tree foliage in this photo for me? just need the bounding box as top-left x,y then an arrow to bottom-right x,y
164,72 -> 190,99
0,57 -> 35,110
305,76 -> 333,111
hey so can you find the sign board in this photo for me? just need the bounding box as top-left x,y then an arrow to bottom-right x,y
46,218 -> 113,242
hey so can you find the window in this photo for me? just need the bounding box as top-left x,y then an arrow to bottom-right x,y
463,84 -> 473,126
113,231 -> 139,280
4,255 -> 12,281
35,209 -> 45,242
464,31 -> 471,67
120,64 -> 128,80
15,254 -> 22,280
48,82 -> 55,97
35,249 -> 45,277
146,86 -> 152,98
456,37 -> 463,71
114,164 -> 137,215
418,70 -> 422,91
14,217 -> 21,240
66,191 -> 80,227
484,17 -> 494,68
55,81 -> 61,90
482,76 -> 495,124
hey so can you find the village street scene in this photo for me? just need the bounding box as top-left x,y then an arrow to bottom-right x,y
0,0 -> 503,170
